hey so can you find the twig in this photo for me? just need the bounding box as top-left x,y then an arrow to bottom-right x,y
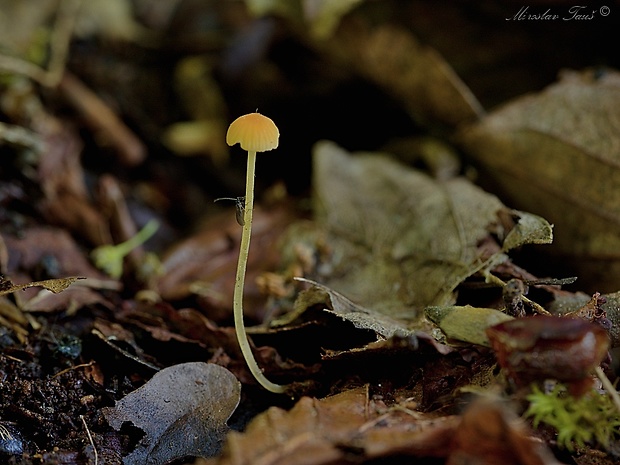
595,366 -> 620,414
80,415 -> 98,465
52,360 -> 96,379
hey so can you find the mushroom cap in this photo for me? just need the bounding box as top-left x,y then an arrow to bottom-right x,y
226,112 -> 279,152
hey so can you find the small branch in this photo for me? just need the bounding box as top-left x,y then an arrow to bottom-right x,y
80,414 -> 98,465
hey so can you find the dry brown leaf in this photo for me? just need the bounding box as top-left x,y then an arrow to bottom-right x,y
362,399 -> 563,465
0,275 -> 83,297
307,142 -> 552,321
293,278 -> 417,341
210,387 -> 371,465
459,69 -> 620,291
208,388 -> 560,465
155,203 -> 296,321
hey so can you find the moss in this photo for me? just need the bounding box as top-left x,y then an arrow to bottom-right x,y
525,383 -> 620,451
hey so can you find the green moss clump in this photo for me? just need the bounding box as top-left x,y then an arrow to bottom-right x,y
525,383 -> 620,451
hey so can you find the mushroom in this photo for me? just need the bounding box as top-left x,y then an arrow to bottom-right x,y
486,315 -> 609,396
226,112 -> 286,393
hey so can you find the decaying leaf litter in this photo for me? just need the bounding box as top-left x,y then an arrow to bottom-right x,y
0,1 -> 619,464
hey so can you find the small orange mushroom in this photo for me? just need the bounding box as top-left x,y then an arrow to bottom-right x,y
226,112 -> 279,152
225,112 -> 286,394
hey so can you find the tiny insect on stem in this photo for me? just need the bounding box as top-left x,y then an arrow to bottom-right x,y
214,197 -> 246,226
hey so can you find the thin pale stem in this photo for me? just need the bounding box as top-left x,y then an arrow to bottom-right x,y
595,366 -> 620,414
233,151 -> 286,393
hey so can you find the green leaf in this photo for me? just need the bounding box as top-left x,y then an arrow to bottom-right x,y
425,305 -> 514,347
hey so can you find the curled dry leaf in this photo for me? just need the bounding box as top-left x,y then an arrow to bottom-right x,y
102,362 -> 241,465
294,277 -> 418,342
459,69 -> 620,291
0,275 -> 83,297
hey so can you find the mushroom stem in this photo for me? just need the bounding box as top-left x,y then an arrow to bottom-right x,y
233,151 -> 286,393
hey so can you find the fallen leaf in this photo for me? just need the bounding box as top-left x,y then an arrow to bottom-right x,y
308,141 -> 552,321
102,362 -> 241,465
156,203 -> 296,321
360,399 -> 563,465
459,69 -> 620,291
501,211 -> 554,252
294,277 -> 418,342
207,387 -> 560,465
28,95 -> 111,244
212,387 -> 369,465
